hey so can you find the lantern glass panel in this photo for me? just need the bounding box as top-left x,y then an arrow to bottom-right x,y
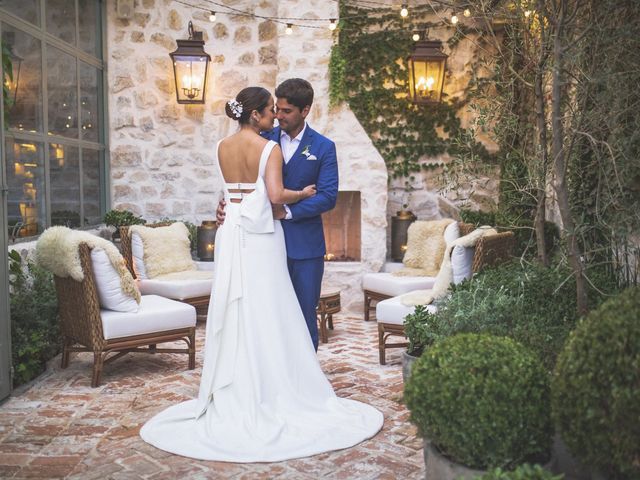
410,58 -> 445,103
173,56 -> 208,104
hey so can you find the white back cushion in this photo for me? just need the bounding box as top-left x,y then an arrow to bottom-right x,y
451,245 -> 475,284
443,220 -> 460,244
91,248 -> 139,312
131,233 -> 147,279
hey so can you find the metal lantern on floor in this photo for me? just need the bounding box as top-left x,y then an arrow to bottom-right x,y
169,21 -> 211,104
196,220 -> 216,261
391,210 -> 416,261
407,36 -> 448,104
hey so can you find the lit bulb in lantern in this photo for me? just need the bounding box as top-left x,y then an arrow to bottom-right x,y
209,11 -> 216,22
412,32 -> 420,41
286,24 -> 293,35
400,4 -> 408,17
416,76 -> 436,93
329,19 -> 337,31
451,14 -> 459,24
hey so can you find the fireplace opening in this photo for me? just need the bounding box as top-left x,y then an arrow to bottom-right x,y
322,191 -> 361,262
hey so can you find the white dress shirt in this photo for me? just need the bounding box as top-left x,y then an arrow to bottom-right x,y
280,123 -> 307,164
280,123 -> 307,219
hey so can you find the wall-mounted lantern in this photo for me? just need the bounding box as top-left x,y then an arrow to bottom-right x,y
407,36 -> 448,104
169,21 -> 211,104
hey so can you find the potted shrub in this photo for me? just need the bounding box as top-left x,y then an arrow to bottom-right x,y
402,304 -> 447,382
552,286 -> 640,479
103,209 -> 146,241
405,333 -> 552,479
472,464 -> 563,480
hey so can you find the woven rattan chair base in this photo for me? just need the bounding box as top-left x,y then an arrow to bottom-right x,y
377,322 -> 408,365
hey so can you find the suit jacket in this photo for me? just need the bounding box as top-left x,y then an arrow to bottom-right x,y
263,125 -> 339,260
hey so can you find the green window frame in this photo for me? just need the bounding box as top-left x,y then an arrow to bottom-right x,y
0,0 -> 109,240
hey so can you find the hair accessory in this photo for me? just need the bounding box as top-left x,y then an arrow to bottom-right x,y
227,99 -> 243,119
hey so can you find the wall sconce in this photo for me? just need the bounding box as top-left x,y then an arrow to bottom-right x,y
197,220 -> 217,261
169,21 -> 211,104
407,34 -> 448,104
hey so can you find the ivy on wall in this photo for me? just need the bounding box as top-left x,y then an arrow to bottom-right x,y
329,3 -> 490,181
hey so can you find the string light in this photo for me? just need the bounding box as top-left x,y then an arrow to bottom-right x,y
412,30 -> 420,41
208,11 -> 216,22
329,19 -> 337,30
450,14 -> 459,25
524,10 -> 532,18
285,23 -> 293,35
400,4 -> 409,18
463,8 -> 471,17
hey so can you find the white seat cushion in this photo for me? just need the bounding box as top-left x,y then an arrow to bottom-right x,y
91,248 -> 139,313
131,232 -> 147,279
382,262 -> 404,273
137,277 -> 212,300
100,295 -> 196,340
376,294 -> 438,326
362,272 -> 436,297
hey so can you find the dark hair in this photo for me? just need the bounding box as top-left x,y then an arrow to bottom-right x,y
275,78 -> 314,111
225,86 -> 272,124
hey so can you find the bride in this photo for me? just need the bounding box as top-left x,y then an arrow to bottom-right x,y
140,86 -> 383,462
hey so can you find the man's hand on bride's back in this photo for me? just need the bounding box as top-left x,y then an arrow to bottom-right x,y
301,184 -> 316,199
272,204 -> 286,219
216,199 -> 226,226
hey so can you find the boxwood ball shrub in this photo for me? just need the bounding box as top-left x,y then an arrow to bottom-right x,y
405,333 -> 552,470
552,286 -> 640,479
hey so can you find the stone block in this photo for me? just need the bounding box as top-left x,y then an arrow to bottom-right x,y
258,21 -> 277,41
259,45 -> 277,65
234,26 -> 252,43
111,145 -> 142,167
213,23 -> 228,39
150,33 -> 175,51
168,10 -> 183,30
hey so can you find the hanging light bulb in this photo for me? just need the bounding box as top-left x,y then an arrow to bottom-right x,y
400,4 -> 409,18
412,31 -> 420,42
463,8 -> 471,17
451,14 -> 459,25
208,11 -> 216,22
329,19 -> 337,31
285,24 -> 293,35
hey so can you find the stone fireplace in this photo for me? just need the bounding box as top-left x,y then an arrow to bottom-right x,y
323,191 -> 361,262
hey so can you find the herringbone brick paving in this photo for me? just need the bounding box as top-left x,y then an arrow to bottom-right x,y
0,315 -> 425,479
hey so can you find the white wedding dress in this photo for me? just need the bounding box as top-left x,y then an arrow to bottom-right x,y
140,140 -> 383,462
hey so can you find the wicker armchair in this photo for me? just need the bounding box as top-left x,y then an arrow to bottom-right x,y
55,243 -> 196,387
375,224 -> 515,364
120,224 -> 211,317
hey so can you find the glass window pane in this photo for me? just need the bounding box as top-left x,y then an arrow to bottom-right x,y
2,25 -> 43,133
0,0 -> 40,27
82,149 -> 102,225
78,0 -> 101,58
5,138 -> 45,238
47,46 -> 77,138
50,144 -> 80,227
80,62 -> 100,142
45,0 -> 76,46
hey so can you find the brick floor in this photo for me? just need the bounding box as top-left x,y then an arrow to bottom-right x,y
0,315 -> 425,479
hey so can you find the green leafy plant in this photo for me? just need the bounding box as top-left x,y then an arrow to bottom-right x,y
2,40 -> 14,128
404,304 -> 454,357
103,209 -> 146,228
8,250 -> 60,387
419,260 -> 619,370
552,286 -> 640,479
405,333 -> 552,470
473,464 -> 563,480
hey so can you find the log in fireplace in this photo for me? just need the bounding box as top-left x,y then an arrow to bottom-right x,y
322,191 -> 360,262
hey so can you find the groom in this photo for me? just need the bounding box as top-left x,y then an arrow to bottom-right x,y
218,78 -> 339,351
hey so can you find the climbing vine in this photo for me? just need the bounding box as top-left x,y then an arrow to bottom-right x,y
329,3 -> 490,181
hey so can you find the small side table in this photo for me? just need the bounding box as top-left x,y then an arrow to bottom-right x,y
316,289 -> 341,343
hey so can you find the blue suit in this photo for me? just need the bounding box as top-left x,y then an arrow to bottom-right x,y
263,125 -> 339,349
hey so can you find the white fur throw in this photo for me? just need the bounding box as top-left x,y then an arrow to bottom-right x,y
129,222 -> 196,279
400,226 -> 497,306
393,219 -> 455,277
35,226 -> 141,303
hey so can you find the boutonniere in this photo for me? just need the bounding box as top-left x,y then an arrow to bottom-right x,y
301,145 -> 317,160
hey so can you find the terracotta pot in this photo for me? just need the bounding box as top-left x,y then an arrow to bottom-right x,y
423,440 -> 486,480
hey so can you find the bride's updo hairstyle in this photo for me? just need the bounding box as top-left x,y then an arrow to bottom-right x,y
225,87 -> 271,124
